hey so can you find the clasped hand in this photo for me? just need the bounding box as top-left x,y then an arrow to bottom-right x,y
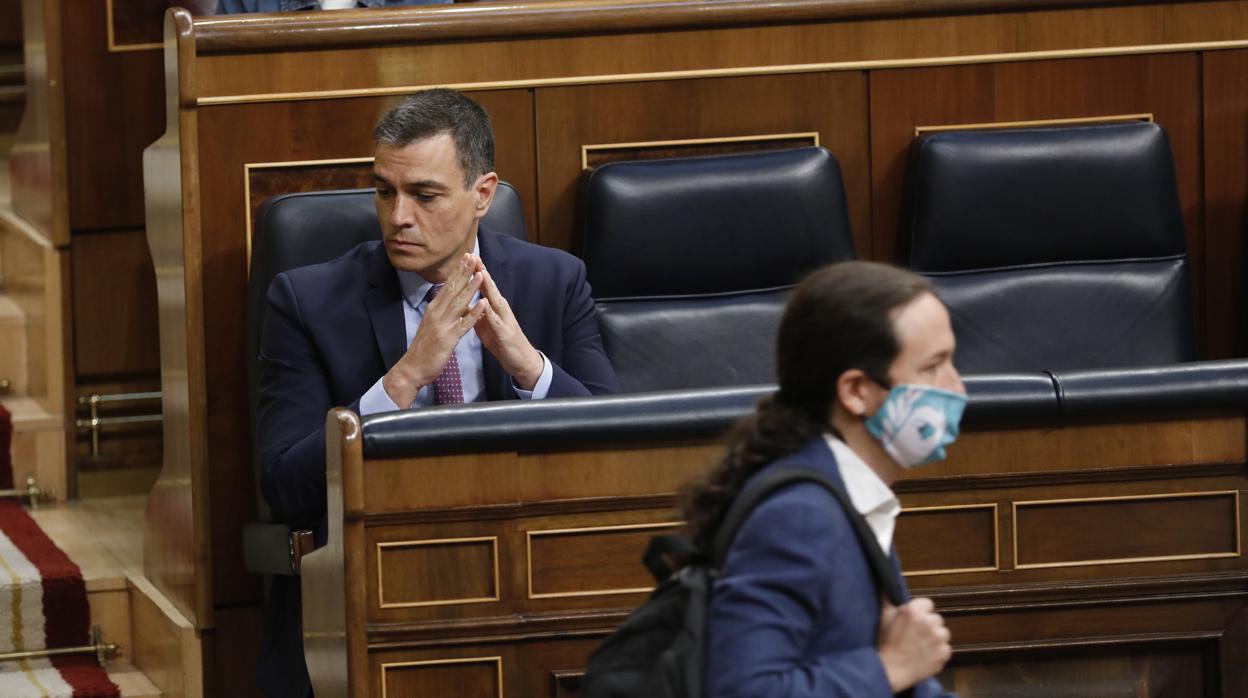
382,253 -> 543,407
877,596 -> 952,692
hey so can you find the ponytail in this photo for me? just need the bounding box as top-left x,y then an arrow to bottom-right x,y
681,393 -> 828,551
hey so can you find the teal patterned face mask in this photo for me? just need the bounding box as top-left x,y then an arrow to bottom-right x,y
864,384 -> 967,468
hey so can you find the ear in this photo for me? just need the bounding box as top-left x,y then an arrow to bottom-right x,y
835,368 -> 875,418
472,171 -> 499,220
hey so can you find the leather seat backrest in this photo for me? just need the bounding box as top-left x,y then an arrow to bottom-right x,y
244,183 -> 526,518
902,122 -> 1195,373
577,147 -> 856,392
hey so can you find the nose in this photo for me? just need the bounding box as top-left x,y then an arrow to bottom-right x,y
389,193 -> 416,229
947,365 -> 966,396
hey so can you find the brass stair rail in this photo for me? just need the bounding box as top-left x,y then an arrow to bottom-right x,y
0,475 -> 55,510
0,626 -> 119,665
75,391 -> 162,458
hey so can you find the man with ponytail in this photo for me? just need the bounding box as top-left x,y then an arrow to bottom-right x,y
686,261 -> 964,697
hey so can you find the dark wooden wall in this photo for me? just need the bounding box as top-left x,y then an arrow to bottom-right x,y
0,0 -> 23,153
60,1 -> 166,491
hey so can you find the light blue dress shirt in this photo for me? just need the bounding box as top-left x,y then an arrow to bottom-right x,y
358,238 -> 553,415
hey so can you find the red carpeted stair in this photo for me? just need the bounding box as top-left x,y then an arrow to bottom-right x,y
0,402 -> 120,696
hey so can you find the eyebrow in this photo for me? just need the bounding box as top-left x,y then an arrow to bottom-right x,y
371,173 -> 448,191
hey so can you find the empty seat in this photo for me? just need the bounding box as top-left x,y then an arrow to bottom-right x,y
578,147 -> 857,392
902,122 -> 1196,373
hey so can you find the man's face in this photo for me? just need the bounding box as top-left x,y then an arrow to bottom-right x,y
885,292 -> 965,395
373,133 -> 496,283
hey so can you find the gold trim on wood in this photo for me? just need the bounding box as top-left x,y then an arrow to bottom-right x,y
899,503 -> 1000,577
380,656 -> 504,698
914,113 -> 1153,137
580,132 -> 821,170
1011,491 -> 1242,571
375,536 -> 501,609
105,0 -> 163,52
526,521 -> 682,600
193,39 -> 1248,107
242,156 -> 375,275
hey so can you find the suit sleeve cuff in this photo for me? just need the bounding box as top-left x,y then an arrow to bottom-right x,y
359,376 -> 403,415
513,351 -> 553,400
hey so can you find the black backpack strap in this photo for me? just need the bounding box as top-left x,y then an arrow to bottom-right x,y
710,465 -> 905,606
642,534 -> 698,582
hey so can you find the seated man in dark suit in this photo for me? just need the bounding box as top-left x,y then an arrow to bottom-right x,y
255,88 -> 619,697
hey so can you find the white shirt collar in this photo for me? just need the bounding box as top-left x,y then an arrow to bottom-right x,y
396,236 -> 481,309
823,433 -> 901,553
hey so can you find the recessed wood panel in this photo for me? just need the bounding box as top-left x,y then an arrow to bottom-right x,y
940,640 -> 1210,698
869,53 -> 1204,338
1202,49 -> 1248,359
109,0 -> 165,49
245,158 -> 374,268
535,72 -> 870,254
376,537 -> 499,608
62,0 -> 163,230
896,505 -> 997,576
71,229 -> 160,378
1014,492 -> 1240,569
527,522 -> 679,598
582,132 -> 818,170
381,657 -> 502,698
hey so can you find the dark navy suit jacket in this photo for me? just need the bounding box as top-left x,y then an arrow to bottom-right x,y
255,228 -> 619,697
705,437 -> 954,698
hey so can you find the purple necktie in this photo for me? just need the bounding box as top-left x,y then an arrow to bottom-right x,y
424,284 -> 465,405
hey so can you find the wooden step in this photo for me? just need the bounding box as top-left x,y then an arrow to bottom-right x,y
0,292 -> 23,396
4,395 -> 67,502
30,496 -> 202,698
111,663 -> 162,698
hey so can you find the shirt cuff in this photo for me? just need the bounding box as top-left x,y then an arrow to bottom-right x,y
359,376 -> 403,415
513,351 -> 553,400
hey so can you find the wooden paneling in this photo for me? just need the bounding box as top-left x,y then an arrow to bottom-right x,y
0,220 -> 71,417
189,2 -> 1248,99
915,416 -> 1246,480
534,73 -> 870,253
372,652 -> 510,698
129,575 -> 205,698
202,605 -> 264,698
142,7 -> 209,627
869,53 -> 1206,343
363,445 -> 718,513
0,0 -> 23,155
527,522 -> 679,598
1014,492 -> 1239,568
381,656 -> 502,698
941,641 -> 1212,697
62,0 -> 164,231
1202,49 -> 1248,359
71,229 -> 160,378
896,505 -> 997,576
375,537 -> 499,608
0,0 -> 21,45
582,133 -> 818,170
111,0 -> 166,49
11,0 -> 68,246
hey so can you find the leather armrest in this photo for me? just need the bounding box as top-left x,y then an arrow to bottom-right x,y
243,522 -> 315,576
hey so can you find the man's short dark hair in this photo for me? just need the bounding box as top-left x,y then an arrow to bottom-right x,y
373,89 -> 495,188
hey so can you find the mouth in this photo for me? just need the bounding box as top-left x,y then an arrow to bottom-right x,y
387,239 -> 424,250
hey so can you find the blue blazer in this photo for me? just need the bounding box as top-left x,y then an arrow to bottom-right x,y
258,228 -> 620,529
255,229 -> 619,698
705,437 -> 954,698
